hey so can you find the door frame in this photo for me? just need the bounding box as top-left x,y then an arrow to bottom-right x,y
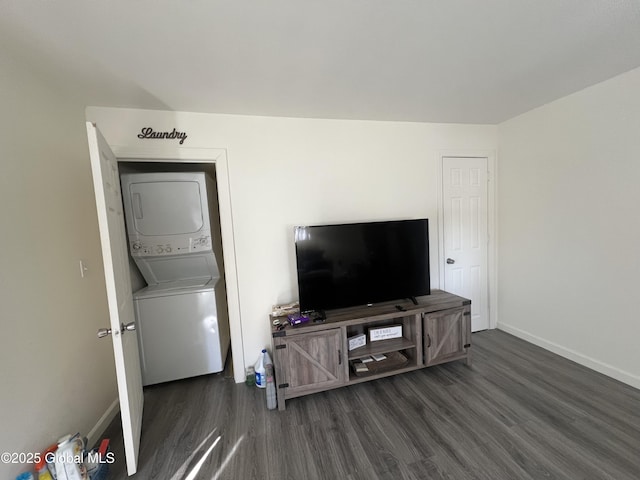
109,143 -> 246,383
436,150 -> 498,330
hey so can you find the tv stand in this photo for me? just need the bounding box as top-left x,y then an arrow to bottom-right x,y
409,296 -> 419,305
270,290 -> 471,410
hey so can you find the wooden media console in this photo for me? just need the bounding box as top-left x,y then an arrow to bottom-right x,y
270,290 -> 471,410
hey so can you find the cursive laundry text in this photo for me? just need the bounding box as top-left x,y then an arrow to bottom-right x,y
137,127 -> 188,145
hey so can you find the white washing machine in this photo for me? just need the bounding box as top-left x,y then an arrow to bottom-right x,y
133,279 -> 230,386
121,171 -> 230,385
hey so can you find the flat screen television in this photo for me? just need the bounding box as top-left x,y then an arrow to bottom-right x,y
294,219 -> 430,313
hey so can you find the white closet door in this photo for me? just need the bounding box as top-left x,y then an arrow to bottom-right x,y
442,156 -> 489,332
86,122 -> 144,476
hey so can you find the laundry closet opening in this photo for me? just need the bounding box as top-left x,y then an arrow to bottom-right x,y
118,160 -> 233,386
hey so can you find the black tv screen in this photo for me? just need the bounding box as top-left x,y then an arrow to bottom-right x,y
295,219 -> 430,313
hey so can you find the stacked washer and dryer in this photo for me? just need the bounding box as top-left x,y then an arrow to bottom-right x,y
120,172 -> 230,386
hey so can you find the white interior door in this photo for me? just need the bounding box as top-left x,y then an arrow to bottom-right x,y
86,123 -> 144,475
442,156 -> 489,331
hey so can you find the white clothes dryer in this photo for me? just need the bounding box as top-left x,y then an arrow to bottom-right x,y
120,171 -> 222,284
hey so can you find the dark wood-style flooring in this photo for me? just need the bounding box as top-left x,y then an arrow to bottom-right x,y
102,330 -> 640,479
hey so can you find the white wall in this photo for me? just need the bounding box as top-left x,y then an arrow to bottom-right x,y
498,66 -> 640,388
86,107 -> 497,379
0,51 -> 118,477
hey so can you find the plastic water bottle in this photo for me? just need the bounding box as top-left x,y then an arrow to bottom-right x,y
265,363 -> 277,410
254,349 -> 268,388
263,349 -> 272,370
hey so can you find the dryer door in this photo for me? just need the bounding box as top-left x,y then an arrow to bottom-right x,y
128,179 -> 204,236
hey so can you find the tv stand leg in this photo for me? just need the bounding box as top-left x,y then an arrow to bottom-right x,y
409,296 -> 418,305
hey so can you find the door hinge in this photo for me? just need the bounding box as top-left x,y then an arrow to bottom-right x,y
464,344 -> 471,348
463,311 -> 471,316
278,383 -> 289,389
275,344 -> 287,349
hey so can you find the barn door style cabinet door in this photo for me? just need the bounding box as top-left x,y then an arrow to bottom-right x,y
423,306 -> 471,367
272,328 -> 346,410
271,290 -> 471,410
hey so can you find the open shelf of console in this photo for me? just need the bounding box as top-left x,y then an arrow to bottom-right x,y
348,337 -> 416,359
270,289 -> 471,410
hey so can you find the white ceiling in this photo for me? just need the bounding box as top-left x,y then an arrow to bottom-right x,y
2,0 -> 640,124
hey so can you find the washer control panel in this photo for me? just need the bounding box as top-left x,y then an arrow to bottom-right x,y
130,234 -> 212,257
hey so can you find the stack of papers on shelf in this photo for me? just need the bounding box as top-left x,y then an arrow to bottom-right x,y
271,301 -> 299,317
360,354 -> 387,363
353,361 -> 369,373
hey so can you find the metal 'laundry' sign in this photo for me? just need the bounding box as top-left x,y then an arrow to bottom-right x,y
137,127 -> 188,145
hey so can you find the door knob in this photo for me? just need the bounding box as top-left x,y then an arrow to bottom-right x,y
97,328 -> 112,338
121,322 -> 136,333
446,258 -> 455,264
97,323 -> 135,338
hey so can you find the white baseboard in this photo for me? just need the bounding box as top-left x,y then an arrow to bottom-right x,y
87,398 -> 120,448
497,322 -> 640,390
